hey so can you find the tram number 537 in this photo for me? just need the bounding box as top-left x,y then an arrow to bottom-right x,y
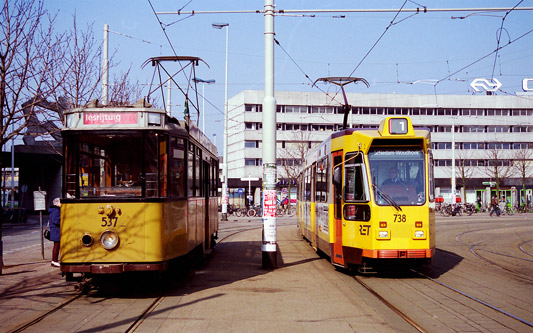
101,217 -> 119,227
393,214 -> 407,222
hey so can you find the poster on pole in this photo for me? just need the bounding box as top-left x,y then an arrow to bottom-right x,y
263,189 -> 277,217
262,217 -> 277,252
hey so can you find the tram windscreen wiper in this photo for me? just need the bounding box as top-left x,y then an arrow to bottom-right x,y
373,184 -> 402,211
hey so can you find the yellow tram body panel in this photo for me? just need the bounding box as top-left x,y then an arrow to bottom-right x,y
60,200 -> 198,264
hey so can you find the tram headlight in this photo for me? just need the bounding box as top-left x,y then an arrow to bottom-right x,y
100,230 -> 119,250
413,230 -> 426,239
377,230 -> 390,239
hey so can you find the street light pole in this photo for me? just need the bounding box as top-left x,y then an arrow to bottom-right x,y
102,24 -> 109,105
451,118 -> 456,203
193,77 -> 216,133
213,22 -> 229,221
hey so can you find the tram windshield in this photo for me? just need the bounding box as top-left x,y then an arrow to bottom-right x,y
64,132 -> 167,199
368,148 -> 426,206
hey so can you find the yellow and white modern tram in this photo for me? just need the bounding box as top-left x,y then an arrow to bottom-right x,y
297,116 -> 435,270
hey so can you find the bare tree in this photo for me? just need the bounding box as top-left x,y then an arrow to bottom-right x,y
107,68 -> 144,107
454,150 -> 475,201
0,0 -> 63,149
512,144 -> 533,205
278,129 -> 318,202
26,14 -> 145,152
483,146 -> 514,199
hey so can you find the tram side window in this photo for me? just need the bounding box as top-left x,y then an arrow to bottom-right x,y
159,135 -> 168,197
210,159 -> 218,197
315,158 -> 328,202
195,149 -> 202,197
304,167 -> 312,201
428,150 -> 435,201
170,138 -> 186,198
344,153 -> 369,202
187,143 -> 195,197
64,142 -> 76,197
145,134 -> 159,198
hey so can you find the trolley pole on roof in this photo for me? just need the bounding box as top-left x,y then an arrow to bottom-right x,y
262,0 -> 277,269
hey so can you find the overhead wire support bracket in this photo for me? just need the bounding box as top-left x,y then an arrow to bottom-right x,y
313,77 -> 369,130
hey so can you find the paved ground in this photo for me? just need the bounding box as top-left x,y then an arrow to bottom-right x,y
0,215 -> 413,332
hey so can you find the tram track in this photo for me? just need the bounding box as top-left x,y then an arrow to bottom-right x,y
353,268 -> 533,332
353,275 -> 427,333
125,219 -> 295,332
455,224 -> 533,282
10,293 -> 84,333
9,220 -> 271,333
412,269 -> 533,329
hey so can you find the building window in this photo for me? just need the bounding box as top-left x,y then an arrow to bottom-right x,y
463,126 -> 484,133
245,141 -> 259,148
463,142 -> 484,149
245,104 -> 262,112
435,126 -> 452,133
512,126 -> 529,132
487,126 -> 510,133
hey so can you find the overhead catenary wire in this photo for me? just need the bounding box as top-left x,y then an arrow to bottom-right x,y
147,0 -> 178,57
491,0 -> 524,80
347,0 -> 409,78
435,27 -> 533,85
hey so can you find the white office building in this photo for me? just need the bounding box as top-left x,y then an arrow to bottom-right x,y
225,90 -> 533,207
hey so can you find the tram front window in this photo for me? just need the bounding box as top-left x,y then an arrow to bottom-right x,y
368,148 -> 426,206
65,133 -> 159,198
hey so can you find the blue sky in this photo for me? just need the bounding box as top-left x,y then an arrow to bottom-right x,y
45,1 -> 533,152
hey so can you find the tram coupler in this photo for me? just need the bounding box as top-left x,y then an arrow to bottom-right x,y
357,263 -> 378,275
75,277 -> 93,294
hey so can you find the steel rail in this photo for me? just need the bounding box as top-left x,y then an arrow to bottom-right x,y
10,293 -> 83,333
413,269 -> 533,328
455,227 -> 533,281
518,239 -> 533,257
353,276 -> 428,333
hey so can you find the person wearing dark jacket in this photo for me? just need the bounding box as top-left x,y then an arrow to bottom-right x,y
49,198 -> 61,267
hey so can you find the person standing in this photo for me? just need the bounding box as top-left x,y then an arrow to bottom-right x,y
49,198 -> 61,267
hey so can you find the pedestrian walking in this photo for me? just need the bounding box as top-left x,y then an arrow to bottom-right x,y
49,197 -> 61,267
489,196 -> 500,217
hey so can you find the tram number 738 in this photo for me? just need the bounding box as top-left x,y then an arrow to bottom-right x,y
394,214 -> 407,222
101,217 -> 119,227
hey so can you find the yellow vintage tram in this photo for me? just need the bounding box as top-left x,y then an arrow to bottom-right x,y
297,116 -> 435,271
59,100 -> 219,280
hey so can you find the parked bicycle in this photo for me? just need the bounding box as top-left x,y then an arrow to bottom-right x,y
247,204 -> 262,217
500,205 -> 514,216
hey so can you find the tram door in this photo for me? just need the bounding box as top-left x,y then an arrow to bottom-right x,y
311,162 -> 317,249
332,151 -> 344,266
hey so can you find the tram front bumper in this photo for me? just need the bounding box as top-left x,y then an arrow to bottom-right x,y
61,262 -> 168,274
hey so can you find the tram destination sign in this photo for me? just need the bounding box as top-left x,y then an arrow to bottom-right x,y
84,112 -> 138,125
